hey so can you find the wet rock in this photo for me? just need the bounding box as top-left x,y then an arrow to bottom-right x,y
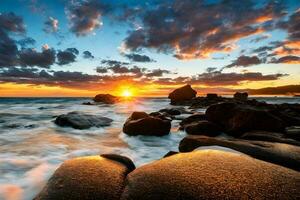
185,120 -> 221,136
55,111 -> 113,129
234,92 -> 248,101
168,85 -> 197,105
163,151 -> 178,158
123,112 -> 171,136
240,131 -> 300,146
82,102 -> 94,105
35,155 -> 134,200
159,108 -> 181,115
93,94 -> 119,104
286,126 -> 300,141
206,102 -> 285,136
179,113 -> 206,130
206,93 -> 218,99
120,150 -> 300,200
179,135 -> 300,172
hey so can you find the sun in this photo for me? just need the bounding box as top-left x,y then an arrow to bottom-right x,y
121,89 -> 133,98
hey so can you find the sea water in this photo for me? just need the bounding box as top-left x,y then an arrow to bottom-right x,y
0,97 -> 299,200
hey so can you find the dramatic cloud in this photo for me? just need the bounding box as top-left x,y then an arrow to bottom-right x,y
225,55 -> 261,68
83,50 -> 94,59
0,12 -> 25,33
17,37 -> 36,48
145,69 -> 171,77
19,47 -> 56,68
66,0 -> 111,36
57,48 -> 79,65
124,0 -> 285,59
43,17 -> 59,33
250,34 -> 270,43
96,67 -> 108,73
125,53 -> 155,62
270,56 -> 300,64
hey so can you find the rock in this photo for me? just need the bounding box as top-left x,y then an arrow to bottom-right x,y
159,108 -> 181,115
55,111 -> 113,129
163,151 -> 178,158
179,113 -> 206,130
179,135 -> 300,172
35,155 -> 135,200
168,85 -> 197,105
240,131 -> 300,146
120,150 -> 300,200
286,126 -> 300,141
82,102 -> 94,105
93,94 -> 119,104
234,92 -> 248,101
205,102 -> 285,136
123,112 -> 171,136
185,120 -> 221,136
206,93 -> 218,99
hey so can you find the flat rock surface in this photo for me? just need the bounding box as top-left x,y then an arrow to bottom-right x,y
55,111 -> 113,129
121,150 -> 300,200
35,155 -> 134,200
179,135 -> 300,172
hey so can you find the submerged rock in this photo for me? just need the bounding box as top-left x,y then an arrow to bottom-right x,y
185,120 -> 221,136
205,102 -> 285,136
93,94 -> 119,104
35,155 -> 135,200
159,108 -> 181,115
179,135 -> 300,172
120,150 -> 300,200
168,84 -> 197,105
123,112 -> 171,136
55,111 -> 113,129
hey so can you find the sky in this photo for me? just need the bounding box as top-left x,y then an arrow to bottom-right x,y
0,0 -> 299,97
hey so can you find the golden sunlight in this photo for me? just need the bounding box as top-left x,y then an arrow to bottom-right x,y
121,89 -> 132,97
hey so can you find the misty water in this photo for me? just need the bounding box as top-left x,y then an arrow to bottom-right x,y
0,97 -> 299,200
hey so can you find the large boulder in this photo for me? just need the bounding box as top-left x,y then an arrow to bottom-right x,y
286,126 -> 300,141
35,154 -> 135,200
93,94 -> 119,104
55,111 -> 113,129
123,112 -> 171,136
234,92 -> 248,101
185,120 -> 221,136
179,135 -> 300,172
120,150 -> 300,200
179,113 -> 206,130
168,85 -> 197,105
205,102 -> 285,136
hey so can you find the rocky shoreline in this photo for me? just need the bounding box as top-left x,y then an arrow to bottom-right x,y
37,85 -> 300,199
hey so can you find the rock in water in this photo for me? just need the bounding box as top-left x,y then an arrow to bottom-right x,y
123,112 -> 171,136
205,102 -> 285,136
168,84 -> 197,105
55,111 -> 113,129
179,135 -> 300,172
35,155 -> 135,200
120,150 -> 300,200
234,92 -> 248,101
93,94 -> 119,104
185,120 -> 221,136
179,113 -> 206,130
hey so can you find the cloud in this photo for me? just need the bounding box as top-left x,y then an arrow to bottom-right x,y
145,69 -> 172,77
96,67 -> 108,73
17,37 -> 36,48
0,12 -> 25,33
19,47 -> 56,68
225,55 -> 261,68
270,56 -> 300,64
123,0 -> 285,59
43,17 -> 59,33
66,0 -> 111,36
250,34 -> 270,43
124,53 -> 155,62
57,48 -> 79,65
83,50 -> 94,59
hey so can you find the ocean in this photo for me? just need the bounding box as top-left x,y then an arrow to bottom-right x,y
0,97 -> 299,200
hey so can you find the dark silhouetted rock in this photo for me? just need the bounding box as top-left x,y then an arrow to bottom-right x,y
55,111 -> 113,129
240,131 -> 300,146
35,155 -> 134,200
286,126 -> 300,141
101,154 -> 136,172
93,94 -> 119,104
179,113 -> 206,130
120,150 -> 300,200
179,135 -> 300,172
123,112 -> 171,136
159,108 -> 181,115
163,151 -> 178,158
206,93 -> 218,99
82,102 -> 94,105
234,92 -> 248,101
185,120 -> 221,136
205,102 -> 285,136
168,85 -> 197,105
